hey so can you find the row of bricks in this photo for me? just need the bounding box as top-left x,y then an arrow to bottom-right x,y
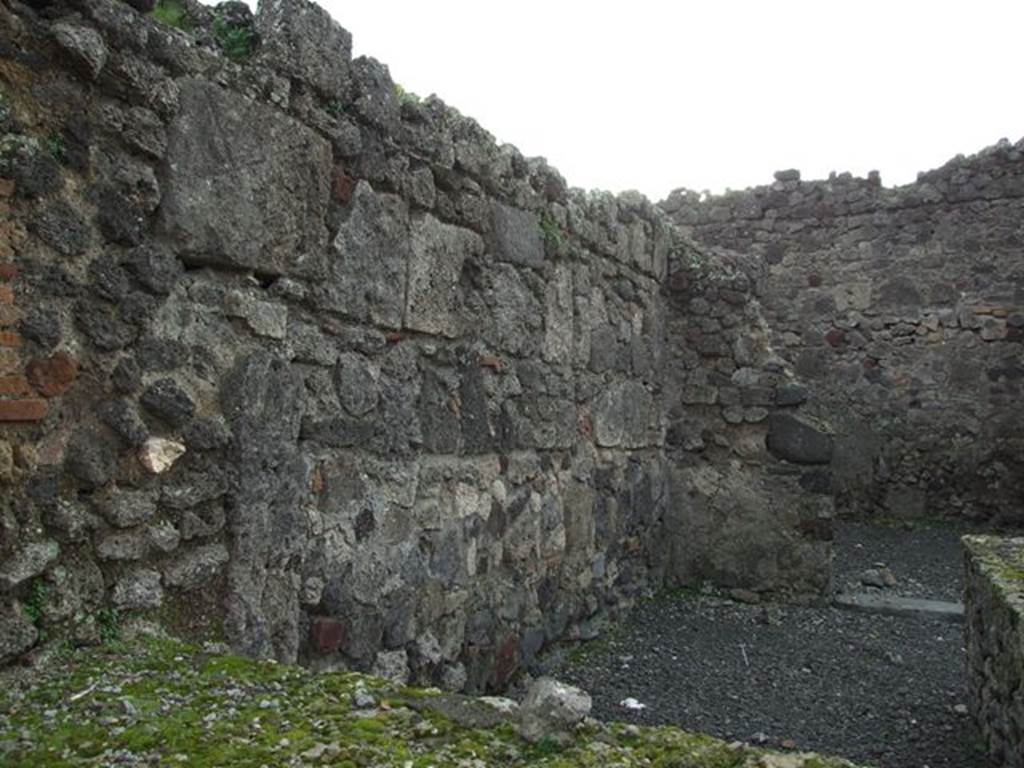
1,177 -> 52,422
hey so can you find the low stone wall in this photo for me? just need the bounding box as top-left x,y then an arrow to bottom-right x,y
963,535 -> 1024,767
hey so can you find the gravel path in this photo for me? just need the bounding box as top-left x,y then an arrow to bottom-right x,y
550,521 -> 1001,768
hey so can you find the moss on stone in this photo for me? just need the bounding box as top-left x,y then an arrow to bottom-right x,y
0,634 -> 866,767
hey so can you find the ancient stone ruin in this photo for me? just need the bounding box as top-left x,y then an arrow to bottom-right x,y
0,3 -> 1020,760
964,536 -> 1024,767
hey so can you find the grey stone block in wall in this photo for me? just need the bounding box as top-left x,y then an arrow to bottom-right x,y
405,215 -> 484,338
490,202 -> 545,268
256,0 -> 353,100
158,79 -> 331,277
766,414 -> 834,465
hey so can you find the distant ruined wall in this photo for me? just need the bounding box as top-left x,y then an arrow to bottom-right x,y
0,0 -> 830,685
664,142 -> 1024,523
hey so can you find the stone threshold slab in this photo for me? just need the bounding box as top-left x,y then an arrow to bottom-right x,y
832,593 -> 965,622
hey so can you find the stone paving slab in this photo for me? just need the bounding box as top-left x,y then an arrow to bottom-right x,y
832,593 -> 965,622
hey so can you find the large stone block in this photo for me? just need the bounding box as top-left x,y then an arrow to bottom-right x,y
405,215 -> 484,338
592,381 -> 653,449
256,0 -> 353,100
158,79 -> 331,276
490,203 -> 544,268
326,182 -> 410,329
766,413 -> 834,465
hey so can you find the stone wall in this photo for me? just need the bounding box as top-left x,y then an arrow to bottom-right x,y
963,535 -> 1024,768
0,0 -> 832,687
664,142 -> 1024,522
662,243 -> 834,594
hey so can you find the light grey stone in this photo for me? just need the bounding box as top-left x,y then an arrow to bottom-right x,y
256,0 -> 353,100
97,531 -> 147,562
404,215 -> 484,338
518,677 -> 592,743
52,22 -> 108,80
0,541 -> 59,591
224,291 -> 289,339
158,79 -> 330,277
112,569 -> 164,610
0,601 -> 37,664
101,489 -> 158,528
163,543 -> 230,589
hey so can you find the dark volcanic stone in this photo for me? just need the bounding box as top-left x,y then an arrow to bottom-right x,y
19,308 -> 61,349
65,426 -> 120,490
111,357 -> 142,394
141,378 -> 196,427
96,399 -> 148,446
125,244 -> 183,294
31,201 -> 90,256
766,413 -> 834,465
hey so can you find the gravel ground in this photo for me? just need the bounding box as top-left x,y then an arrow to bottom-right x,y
551,521 -> 1001,768
833,520 -> 982,602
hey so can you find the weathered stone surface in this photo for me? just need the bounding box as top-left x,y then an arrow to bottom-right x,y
112,568 -> 163,610
224,291 -> 288,339
0,540 -> 59,590
221,350 -> 307,661
404,215 -> 484,338
0,601 -> 37,664
137,437 -> 186,474
0,0 -> 853,686
518,677 -> 592,743
52,22 -> 108,80
592,381 -> 653,449
158,80 -> 331,276
964,536 -> 1024,768
256,0 -> 353,99
669,146 -> 1024,522
100,489 -> 157,528
326,182 -> 410,328
766,414 -> 834,465
97,530 -> 147,561
163,543 -> 229,589
490,203 -> 544,268
140,378 -> 196,427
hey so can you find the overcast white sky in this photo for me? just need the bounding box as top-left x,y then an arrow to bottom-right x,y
229,1 -> 1023,199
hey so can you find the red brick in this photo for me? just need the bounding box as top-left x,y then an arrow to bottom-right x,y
0,332 -> 21,348
0,399 -> 48,422
0,179 -> 13,198
331,166 -> 356,206
0,377 -> 33,396
480,355 -> 503,372
489,633 -> 520,690
0,284 -> 13,304
0,264 -> 15,282
26,352 -> 78,397
309,616 -> 346,655
825,328 -> 847,348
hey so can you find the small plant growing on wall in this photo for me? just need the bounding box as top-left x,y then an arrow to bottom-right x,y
539,210 -> 569,257
394,83 -> 422,106
213,12 -> 256,63
151,0 -> 192,31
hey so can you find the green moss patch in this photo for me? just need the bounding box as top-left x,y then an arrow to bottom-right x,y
0,634 -> 863,767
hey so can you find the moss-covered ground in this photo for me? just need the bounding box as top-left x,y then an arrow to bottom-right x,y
0,633 -> 863,767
